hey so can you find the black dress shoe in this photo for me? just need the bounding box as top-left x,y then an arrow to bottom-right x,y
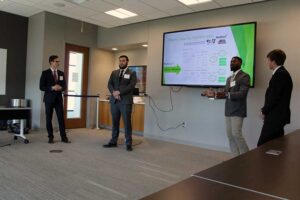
48,138 -> 54,144
61,137 -> 71,143
126,145 -> 132,151
103,143 -> 117,148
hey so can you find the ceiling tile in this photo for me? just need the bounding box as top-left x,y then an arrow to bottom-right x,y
0,0 -> 271,28
102,0 -> 141,7
140,0 -> 184,10
165,5 -> 194,15
83,17 -> 103,26
188,1 -> 220,12
125,15 -> 148,23
139,9 -> 169,19
62,4 -> 98,18
23,0 -> 44,3
80,0 -> 118,12
109,1 -> 159,17
0,0 -> 14,8
214,0 -> 252,7
88,13 -> 125,23
0,1 -> 42,17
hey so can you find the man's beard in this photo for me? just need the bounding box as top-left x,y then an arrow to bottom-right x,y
230,64 -> 239,72
119,64 -> 127,69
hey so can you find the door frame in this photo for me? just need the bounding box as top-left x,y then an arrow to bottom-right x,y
64,43 -> 89,129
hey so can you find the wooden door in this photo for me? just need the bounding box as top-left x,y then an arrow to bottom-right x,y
64,43 -> 89,128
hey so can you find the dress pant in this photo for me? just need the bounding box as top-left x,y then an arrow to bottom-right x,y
226,116 -> 249,155
45,99 -> 66,139
257,122 -> 284,146
110,101 -> 132,145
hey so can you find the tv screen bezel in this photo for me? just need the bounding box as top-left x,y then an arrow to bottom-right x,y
161,21 -> 257,88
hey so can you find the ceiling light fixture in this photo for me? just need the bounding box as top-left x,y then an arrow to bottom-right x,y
142,44 -> 148,47
105,8 -> 137,19
112,48 -> 118,51
177,0 -> 211,6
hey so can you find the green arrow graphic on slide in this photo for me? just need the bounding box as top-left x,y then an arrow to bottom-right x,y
164,64 -> 182,74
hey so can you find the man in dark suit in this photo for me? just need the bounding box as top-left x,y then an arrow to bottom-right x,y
257,49 -> 293,146
203,57 -> 250,155
103,55 -> 137,151
39,55 -> 70,144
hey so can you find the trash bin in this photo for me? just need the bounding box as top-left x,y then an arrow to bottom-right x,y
10,99 -> 28,108
10,99 -> 28,124
8,99 -> 30,134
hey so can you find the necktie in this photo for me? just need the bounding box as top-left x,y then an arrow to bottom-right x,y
53,70 -> 58,83
230,73 -> 236,82
119,69 -> 124,78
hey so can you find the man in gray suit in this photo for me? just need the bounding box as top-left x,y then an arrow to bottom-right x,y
223,57 -> 250,155
103,55 -> 137,151
204,57 -> 250,155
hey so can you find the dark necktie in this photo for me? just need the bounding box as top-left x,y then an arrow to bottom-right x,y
53,70 -> 58,83
119,69 -> 124,78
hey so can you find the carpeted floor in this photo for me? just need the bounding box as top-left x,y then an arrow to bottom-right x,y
0,129 -> 231,200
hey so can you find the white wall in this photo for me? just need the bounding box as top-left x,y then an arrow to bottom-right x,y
25,12 -> 45,129
26,12 -> 98,129
86,48 -> 147,127
114,48 -> 148,68
87,49 -> 114,127
0,48 -> 7,95
97,0 -> 300,151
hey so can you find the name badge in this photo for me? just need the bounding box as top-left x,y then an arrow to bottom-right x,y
59,76 -> 64,81
230,81 -> 236,88
124,74 -> 130,79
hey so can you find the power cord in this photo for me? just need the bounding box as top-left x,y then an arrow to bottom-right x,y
170,86 -> 183,93
148,88 -> 173,112
147,87 -> 185,132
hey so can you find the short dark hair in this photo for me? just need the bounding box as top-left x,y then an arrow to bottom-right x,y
119,55 -> 129,61
232,56 -> 243,64
267,49 -> 286,66
49,55 -> 59,64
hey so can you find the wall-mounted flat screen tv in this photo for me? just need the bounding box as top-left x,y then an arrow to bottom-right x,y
162,22 -> 256,87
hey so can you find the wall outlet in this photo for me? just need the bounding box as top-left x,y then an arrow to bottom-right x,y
182,121 -> 186,128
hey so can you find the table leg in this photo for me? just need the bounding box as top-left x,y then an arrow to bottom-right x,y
14,119 -> 29,143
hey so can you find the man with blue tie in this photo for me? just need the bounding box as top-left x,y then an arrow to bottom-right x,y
39,55 -> 70,144
103,55 -> 137,151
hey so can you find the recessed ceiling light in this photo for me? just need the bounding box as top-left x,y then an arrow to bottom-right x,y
112,48 -> 118,51
142,44 -> 148,47
177,0 -> 211,6
105,8 -> 137,19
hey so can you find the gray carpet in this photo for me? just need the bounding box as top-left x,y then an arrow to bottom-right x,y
0,129 -> 231,200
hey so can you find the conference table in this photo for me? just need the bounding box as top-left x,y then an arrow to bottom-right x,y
141,130 -> 300,200
141,176 -> 277,200
0,107 -> 31,144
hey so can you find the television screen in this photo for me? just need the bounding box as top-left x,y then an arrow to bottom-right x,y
128,65 -> 147,93
162,22 -> 256,87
